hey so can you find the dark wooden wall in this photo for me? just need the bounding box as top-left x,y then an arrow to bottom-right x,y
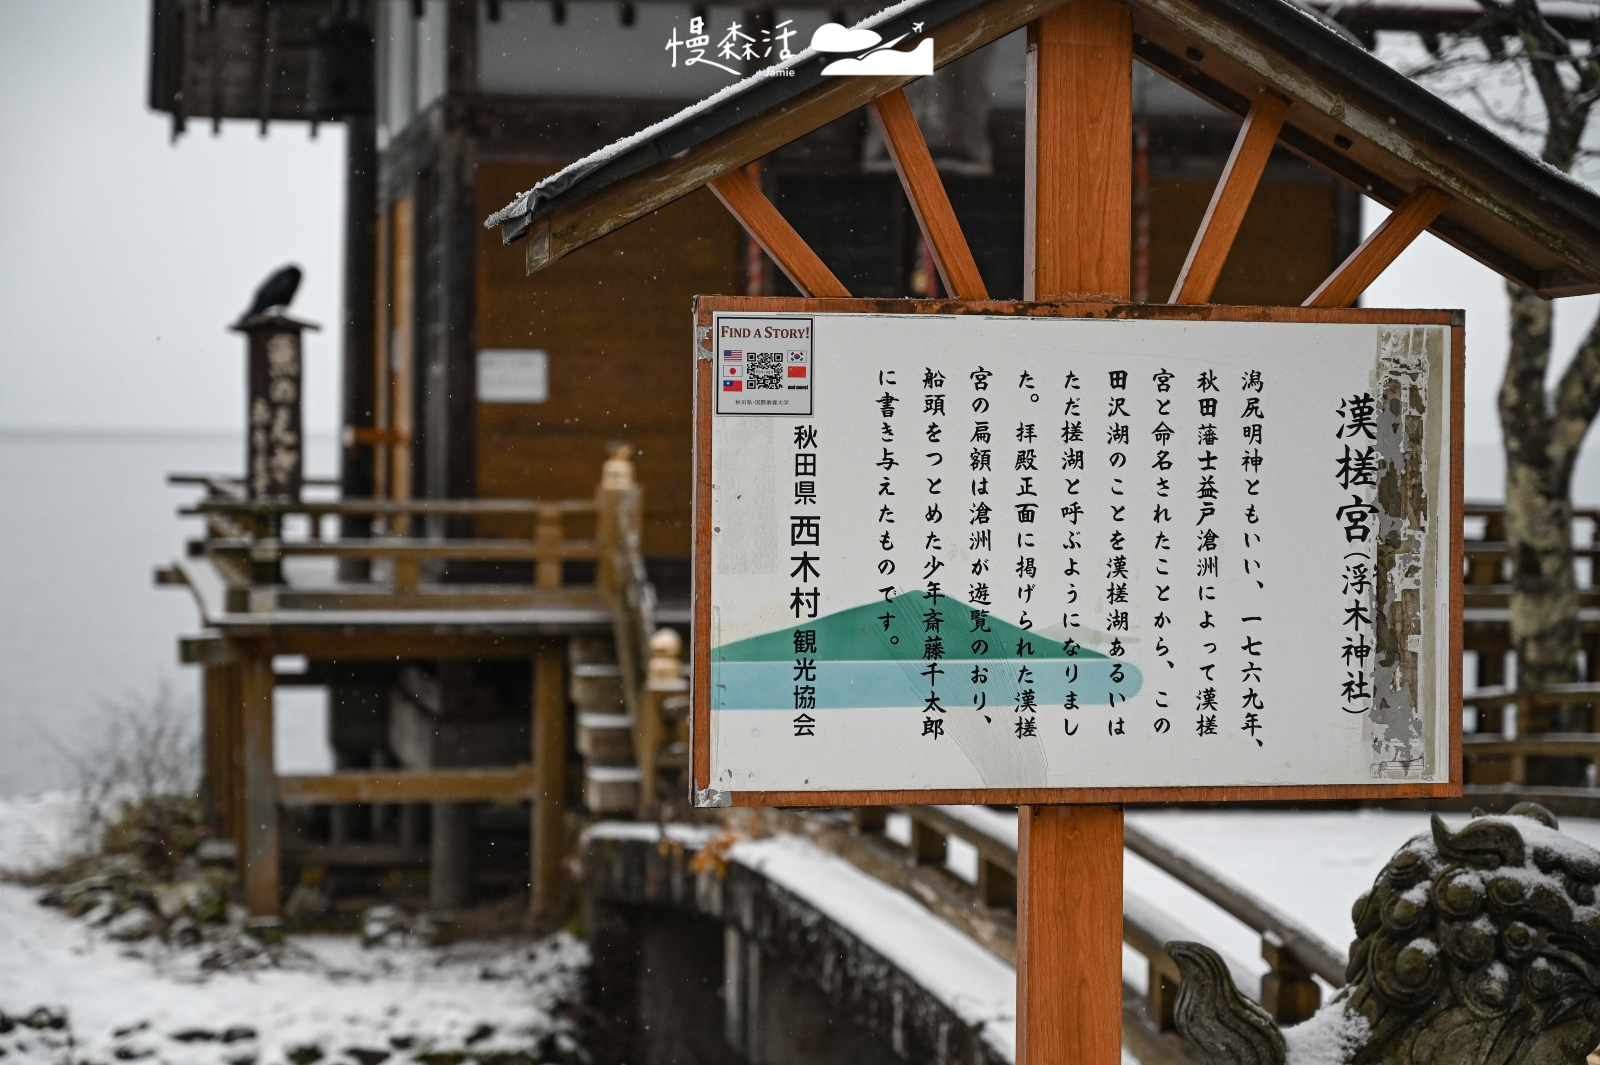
475,161 -> 744,558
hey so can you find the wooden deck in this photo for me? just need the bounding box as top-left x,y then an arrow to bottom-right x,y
160,452 -> 674,922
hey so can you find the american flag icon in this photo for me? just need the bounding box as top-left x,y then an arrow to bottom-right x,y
723,349 -> 743,361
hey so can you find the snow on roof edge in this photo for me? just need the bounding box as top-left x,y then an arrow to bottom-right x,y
483,0 -> 940,230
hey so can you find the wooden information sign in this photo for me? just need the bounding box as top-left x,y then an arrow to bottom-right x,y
692,298 -> 1462,808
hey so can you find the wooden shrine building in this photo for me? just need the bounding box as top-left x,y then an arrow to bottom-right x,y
147,0 -> 1600,935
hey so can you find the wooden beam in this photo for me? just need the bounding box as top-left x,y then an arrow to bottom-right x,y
1304,186 -> 1450,307
240,651 -> 279,917
261,633 -> 544,659
868,89 -> 989,300
532,638 -> 568,917
201,663 -> 236,835
277,766 -> 536,804
1021,5 -> 1129,1063
1018,806 -> 1124,1065
707,170 -> 850,298
1025,0 -> 1132,301
1170,91 -> 1290,304
208,536 -> 599,561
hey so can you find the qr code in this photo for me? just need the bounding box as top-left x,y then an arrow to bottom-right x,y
748,351 -> 783,390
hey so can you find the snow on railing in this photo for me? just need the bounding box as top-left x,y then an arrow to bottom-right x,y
856,804 -> 1346,1034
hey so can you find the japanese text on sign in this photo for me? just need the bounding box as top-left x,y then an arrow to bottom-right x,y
702,312 -> 1453,794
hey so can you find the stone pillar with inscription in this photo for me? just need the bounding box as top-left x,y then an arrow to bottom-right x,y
233,309 -> 318,501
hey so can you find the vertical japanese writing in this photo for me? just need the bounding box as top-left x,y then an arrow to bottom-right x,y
249,330 -> 302,499
922,368 -> 947,739
870,368 -> 909,727
1150,367 -> 1176,733
1059,370 -> 1084,736
1014,368 -> 1040,740
969,366 -> 995,728
1239,369 -> 1266,747
790,423 -> 821,741
1336,390 -> 1379,715
1105,369 -> 1130,738
1194,369 -> 1221,738
793,624 -> 817,737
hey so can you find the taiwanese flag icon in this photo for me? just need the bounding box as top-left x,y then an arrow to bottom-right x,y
787,351 -> 807,378
722,378 -> 742,392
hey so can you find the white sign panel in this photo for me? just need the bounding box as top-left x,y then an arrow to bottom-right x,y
478,349 -> 549,403
700,309 -> 1456,797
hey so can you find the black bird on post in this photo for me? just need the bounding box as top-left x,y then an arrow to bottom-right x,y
232,264 -> 317,503
245,264 -> 302,319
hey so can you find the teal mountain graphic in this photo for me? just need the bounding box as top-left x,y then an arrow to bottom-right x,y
711,592 -> 1139,712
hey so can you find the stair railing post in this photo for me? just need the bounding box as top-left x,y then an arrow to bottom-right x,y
637,627 -> 686,814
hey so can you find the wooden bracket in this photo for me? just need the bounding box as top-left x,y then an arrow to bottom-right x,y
1304,185 -> 1451,308
869,88 -> 989,299
1170,91 -> 1290,304
707,169 -> 850,298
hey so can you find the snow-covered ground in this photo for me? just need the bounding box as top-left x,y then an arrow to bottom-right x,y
0,791 -> 84,876
0,793 -> 586,1065
12,790 -> 1600,1065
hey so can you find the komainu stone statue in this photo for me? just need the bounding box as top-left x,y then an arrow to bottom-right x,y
1169,804 -> 1600,1065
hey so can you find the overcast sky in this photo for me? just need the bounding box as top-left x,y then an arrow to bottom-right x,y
0,1 -> 346,435
3,1 -> 1600,461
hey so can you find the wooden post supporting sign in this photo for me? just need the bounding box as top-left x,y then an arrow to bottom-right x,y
1025,0 -> 1131,304
1018,806 -> 1125,1065
1023,7 -> 1131,1062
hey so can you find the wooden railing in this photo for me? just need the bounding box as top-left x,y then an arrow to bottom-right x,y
772,804 -> 1345,1064
1459,502 -> 1600,788
888,806 -> 1344,1001
586,445 -> 696,815
636,629 -> 691,808
1462,683 -> 1600,786
1460,501 -> 1600,607
595,447 -> 654,718
172,477 -> 604,612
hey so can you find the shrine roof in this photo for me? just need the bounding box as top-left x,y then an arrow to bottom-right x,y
484,0 -> 1600,298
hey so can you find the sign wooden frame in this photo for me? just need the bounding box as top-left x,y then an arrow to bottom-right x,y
691,295 -> 1465,808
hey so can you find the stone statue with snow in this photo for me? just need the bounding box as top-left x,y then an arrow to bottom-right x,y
1168,803 -> 1600,1065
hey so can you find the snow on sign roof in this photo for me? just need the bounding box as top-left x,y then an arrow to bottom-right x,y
481,0 -> 968,235
486,0 -> 1600,298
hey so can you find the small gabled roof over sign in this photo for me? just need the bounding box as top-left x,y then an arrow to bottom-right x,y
485,0 -> 1600,299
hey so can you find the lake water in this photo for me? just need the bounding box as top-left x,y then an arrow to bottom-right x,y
0,430 -> 337,796
7,429 -> 1600,797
